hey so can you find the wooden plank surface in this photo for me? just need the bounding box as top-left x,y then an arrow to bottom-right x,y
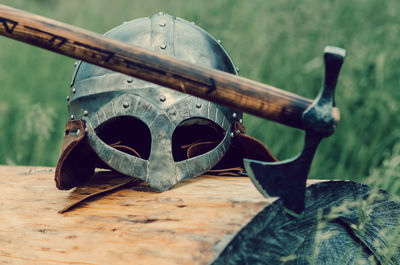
0,166 -> 273,265
0,166 -> 322,265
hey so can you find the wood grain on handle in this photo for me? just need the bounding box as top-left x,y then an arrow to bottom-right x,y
0,4 -> 339,130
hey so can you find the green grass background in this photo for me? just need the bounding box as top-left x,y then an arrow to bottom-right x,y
0,0 -> 399,195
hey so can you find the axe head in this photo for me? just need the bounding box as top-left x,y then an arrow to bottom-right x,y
244,46 -> 346,216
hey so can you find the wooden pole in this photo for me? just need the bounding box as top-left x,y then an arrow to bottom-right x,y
0,4 -> 339,130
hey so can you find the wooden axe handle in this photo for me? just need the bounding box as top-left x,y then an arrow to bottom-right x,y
0,4 -> 339,130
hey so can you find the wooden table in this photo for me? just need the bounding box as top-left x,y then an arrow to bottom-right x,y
0,166 -> 277,265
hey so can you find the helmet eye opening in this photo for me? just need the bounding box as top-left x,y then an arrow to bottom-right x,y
95,116 -> 151,160
172,118 -> 224,162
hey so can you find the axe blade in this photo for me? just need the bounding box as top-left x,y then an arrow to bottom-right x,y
244,155 -> 308,216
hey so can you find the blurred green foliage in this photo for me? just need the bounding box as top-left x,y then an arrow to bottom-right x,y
0,0 -> 399,194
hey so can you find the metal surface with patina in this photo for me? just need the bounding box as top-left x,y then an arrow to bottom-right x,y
69,13 -> 241,192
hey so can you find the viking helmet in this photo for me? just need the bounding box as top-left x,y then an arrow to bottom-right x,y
56,13 -> 245,192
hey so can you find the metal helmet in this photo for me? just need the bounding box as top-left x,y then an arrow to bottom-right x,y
57,13 -> 242,192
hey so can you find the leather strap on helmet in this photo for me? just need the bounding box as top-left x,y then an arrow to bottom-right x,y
56,120 -> 278,212
55,120 -> 96,190
232,121 -> 278,163
171,121 -> 277,177
56,120 -> 277,190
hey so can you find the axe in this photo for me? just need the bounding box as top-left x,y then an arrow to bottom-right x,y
0,4 -> 345,215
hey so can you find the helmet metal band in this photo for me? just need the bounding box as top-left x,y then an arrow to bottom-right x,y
64,13 -> 241,191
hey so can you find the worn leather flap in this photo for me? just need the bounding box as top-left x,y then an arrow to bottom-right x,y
233,121 -> 278,162
55,120 -> 95,190
203,122 -> 277,172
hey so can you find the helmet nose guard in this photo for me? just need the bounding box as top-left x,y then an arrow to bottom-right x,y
85,93 -> 232,191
